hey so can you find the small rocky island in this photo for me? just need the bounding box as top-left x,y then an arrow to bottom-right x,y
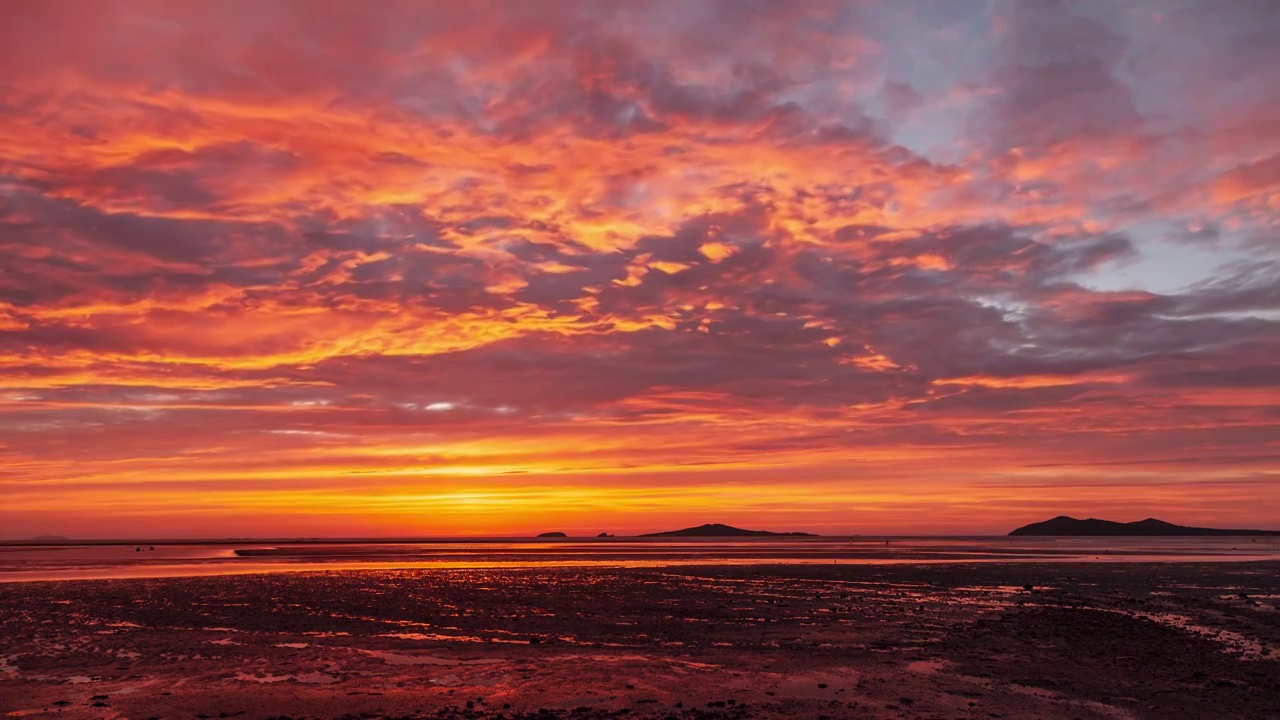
536,531 -> 568,538
641,523 -> 817,538
1010,516 -> 1280,536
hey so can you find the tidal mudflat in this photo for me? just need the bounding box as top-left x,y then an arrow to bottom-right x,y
2,562 -> 1278,720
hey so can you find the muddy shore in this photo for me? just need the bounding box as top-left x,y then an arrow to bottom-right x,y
2,562 -> 1278,719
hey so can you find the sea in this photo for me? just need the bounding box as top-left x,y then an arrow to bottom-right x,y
3,536 -> 1279,582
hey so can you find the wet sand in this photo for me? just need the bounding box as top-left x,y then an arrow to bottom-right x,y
2,562 -> 1278,719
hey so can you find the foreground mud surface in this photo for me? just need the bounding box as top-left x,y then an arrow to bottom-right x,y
2,562 -> 1278,719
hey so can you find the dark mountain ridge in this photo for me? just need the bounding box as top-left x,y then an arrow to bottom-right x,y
641,523 -> 817,538
1010,516 -> 1280,536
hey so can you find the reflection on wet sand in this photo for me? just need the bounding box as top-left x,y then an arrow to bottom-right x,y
4,537 -> 1280,583
1,562 -> 1278,719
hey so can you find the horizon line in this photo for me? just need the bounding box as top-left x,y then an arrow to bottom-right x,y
4,532 -> 1032,545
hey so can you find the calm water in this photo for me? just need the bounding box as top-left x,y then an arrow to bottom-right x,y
2,536 -> 1279,582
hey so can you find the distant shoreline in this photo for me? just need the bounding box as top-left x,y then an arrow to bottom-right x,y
1010,516 -> 1280,537
4,536 -> 840,546
8,533 -> 1280,547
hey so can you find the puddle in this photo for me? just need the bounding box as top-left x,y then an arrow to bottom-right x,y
549,653 -> 650,663
381,632 -> 484,643
673,660 -> 720,669
233,671 -> 339,684
360,650 -> 502,667
539,652 -> 714,667
296,671 -> 340,684
774,674 -> 856,700
1010,684 -> 1058,699
275,642 -> 310,649
235,672 -> 292,683
906,659 -> 946,674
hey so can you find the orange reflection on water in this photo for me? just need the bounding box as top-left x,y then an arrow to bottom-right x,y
5,538 -> 1280,583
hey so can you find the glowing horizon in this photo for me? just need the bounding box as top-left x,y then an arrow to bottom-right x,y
2,1 -> 1278,539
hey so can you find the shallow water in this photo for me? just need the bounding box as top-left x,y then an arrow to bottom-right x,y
3,536 -> 1279,582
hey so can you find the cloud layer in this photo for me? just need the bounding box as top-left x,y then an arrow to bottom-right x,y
1,0 -> 1277,537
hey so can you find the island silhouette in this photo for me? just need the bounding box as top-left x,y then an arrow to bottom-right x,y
1010,516 -> 1280,536
536,531 -> 568,538
641,523 -> 817,538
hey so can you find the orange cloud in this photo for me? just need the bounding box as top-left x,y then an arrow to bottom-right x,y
0,1 -> 1277,538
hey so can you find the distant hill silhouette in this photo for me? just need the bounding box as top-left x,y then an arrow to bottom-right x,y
1010,516 -> 1280,536
641,523 -> 817,538
536,531 -> 568,538
30,535 -> 71,542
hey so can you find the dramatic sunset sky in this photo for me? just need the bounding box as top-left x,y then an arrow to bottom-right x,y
1,0 -> 1278,539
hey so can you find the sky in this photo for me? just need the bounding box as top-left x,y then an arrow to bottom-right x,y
1,0 -> 1278,539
